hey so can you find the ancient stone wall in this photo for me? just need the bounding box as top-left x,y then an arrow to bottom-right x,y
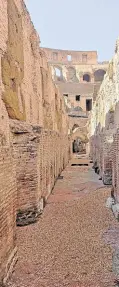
89,37 -> 119,193
10,120 -> 70,226
42,48 -> 98,65
0,145 -> 17,283
69,116 -> 88,131
0,0 -> 70,283
42,48 -> 108,114
42,48 -> 108,155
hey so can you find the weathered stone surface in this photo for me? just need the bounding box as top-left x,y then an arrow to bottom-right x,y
89,37 -> 119,198
103,171 -> 112,185
112,204 -> 119,220
0,0 -> 70,283
1,0 -> 25,120
106,197 -> 115,209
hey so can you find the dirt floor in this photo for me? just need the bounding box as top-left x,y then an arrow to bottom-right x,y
8,158 -> 119,287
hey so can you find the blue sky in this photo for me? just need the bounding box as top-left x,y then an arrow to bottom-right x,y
25,0 -> 119,61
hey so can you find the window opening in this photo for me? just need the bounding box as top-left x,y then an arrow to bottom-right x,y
76,95 -> 81,101
86,99 -> 92,111
67,55 -> 72,61
83,74 -> 90,82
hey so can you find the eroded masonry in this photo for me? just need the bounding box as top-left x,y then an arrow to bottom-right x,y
0,0 -> 70,283
42,47 -> 108,154
89,39 -> 119,196
1,0 -> 119,285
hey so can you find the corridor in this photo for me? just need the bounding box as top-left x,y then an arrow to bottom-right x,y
8,158 -> 118,287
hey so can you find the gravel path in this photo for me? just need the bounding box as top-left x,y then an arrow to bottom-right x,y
8,162 -> 119,287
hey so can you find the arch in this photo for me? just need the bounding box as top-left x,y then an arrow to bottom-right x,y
72,124 -> 79,131
72,137 -> 86,154
54,66 -> 63,81
83,73 -> 91,82
94,69 -> 106,82
67,66 -> 78,82
74,106 -> 83,112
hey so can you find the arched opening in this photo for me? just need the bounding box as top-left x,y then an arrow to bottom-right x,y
74,106 -> 83,112
94,69 -> 106,82
72,124 -> 79,132
72,138 -> 86,154
83,74 -> 91,82
54,66 -> 63,81
67,67 -> 78,82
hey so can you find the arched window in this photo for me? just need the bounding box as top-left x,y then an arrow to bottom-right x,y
54,66 -> 63,81
74,106 -> 83,111
94,69 -> 106,82
83,74 -> 91,82
72,124 -> 79,131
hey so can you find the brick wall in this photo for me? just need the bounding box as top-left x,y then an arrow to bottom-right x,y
10,120 -> 70,226
0,144 -> 17,284
101,132 -> 113,185
69,116 -> 88,131
112,130 -> 119,201
42,47 -> 98,65
0,0 -> 70,283
89,37 -> 119,194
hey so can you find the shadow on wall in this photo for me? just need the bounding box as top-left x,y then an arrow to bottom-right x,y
94,69 -> 106,82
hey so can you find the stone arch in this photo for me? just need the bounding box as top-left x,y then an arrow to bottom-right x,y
67,66 -> 78,82
83,73 -> 91,82
72,137 -> 84,154
94,69 -> 106,82
72,124 -> 79,132
74,106 -> 83,112
72,128 -> 88,154
54,66 -> 63,81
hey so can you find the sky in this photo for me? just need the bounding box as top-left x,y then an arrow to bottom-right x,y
25,0 -> 119,61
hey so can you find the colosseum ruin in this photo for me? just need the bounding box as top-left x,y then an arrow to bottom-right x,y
42,47 -> 108,153
1,0 -> 119,286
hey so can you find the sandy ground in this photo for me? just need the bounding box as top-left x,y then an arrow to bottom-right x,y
8,160 -> 119,287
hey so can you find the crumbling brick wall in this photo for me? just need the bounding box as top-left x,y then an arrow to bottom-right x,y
89,37 -> 119,190
69,116 -> 88,131
10,120 -> 70,226
101,132 -> 113,185
112,130 -> 119,201
0,144 -> 17,284
0,0 -> 18,284
0,0 -> 70,283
